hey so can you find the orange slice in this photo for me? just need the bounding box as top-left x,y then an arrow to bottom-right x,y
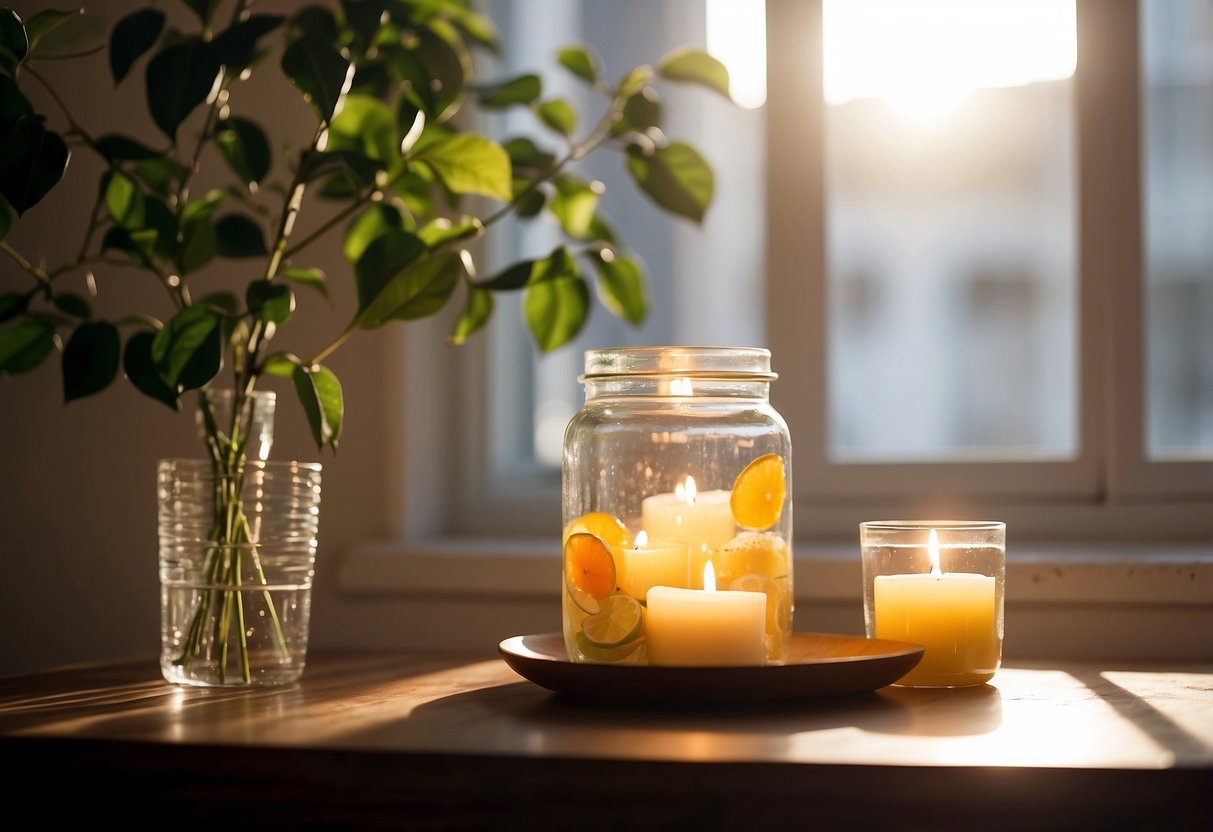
563,512 -> 633,551
730,453 -> 787,530
563,532 -> 618,613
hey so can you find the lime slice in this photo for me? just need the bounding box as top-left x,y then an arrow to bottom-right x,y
581,594 -> 644,648
574,631 -> 645,663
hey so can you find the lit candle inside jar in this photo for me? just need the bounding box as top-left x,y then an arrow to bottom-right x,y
641,476 -> 736,586
874,529 -> 999,687
646,562 -> 767,666
620,532 -> 692,600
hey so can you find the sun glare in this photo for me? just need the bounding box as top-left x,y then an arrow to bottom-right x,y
706,0 -> 767,109
824,0 -> 1077,119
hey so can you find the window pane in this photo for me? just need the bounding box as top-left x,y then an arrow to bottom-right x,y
824,0 -> 1078,462
484,0 -> 766,473
1141,0 -> 1213,459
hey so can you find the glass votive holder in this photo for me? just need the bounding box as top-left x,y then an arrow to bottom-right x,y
860,521 -> 1005,687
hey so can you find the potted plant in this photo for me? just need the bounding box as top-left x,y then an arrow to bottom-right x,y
0,1 -> 731,685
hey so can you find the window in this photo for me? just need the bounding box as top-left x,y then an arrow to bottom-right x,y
400,0 -> 1211,545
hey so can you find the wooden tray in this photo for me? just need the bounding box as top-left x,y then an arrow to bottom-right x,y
498,632 -> 923,704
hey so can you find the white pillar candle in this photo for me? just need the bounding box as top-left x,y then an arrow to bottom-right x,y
620,533 -> 692,601
641,476 -> 736,586
873,529 -> 999,686
646,563 -> 767,666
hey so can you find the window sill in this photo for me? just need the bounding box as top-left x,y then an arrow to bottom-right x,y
339,538 -> 1213,604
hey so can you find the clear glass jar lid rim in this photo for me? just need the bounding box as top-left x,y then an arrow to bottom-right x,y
582,346 -> 776,379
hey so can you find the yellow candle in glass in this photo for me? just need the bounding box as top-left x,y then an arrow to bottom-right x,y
874,529 -> 999,687
619,533 -> 692,600
646,563 -> 767,666
641,475 -> 736,586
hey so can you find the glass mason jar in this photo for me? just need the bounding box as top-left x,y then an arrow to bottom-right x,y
562,347 -> 793,666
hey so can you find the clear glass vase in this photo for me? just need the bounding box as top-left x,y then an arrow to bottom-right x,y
158,458 -> 322,686
562,347 -> 793,666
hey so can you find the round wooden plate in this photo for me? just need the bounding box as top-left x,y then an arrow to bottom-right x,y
498,632 -> 924,704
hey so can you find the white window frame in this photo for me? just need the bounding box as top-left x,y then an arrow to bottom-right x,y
344,0 -> 1212,602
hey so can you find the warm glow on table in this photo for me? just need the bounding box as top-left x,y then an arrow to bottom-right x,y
873,529 -> 999,686
646,563 -> 766,666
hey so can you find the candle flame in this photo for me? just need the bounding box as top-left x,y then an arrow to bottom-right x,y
928,528 -> 942,576
634,530 -> 648,548
703,561 -> 716,592
677,475 -> 697,503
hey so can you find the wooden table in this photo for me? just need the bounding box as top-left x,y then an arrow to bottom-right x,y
2,651 -> 1211,829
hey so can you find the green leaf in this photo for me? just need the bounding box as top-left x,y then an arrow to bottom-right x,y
297,149 -> 382,186
62,320 -> 119,402
281,34 -> 353,124
262,351 -> 301,379
476,73 -> 541,109
0,290 -> 26,322
144,196 -> 178,261
0,9 -> 28,75
480,246 -> 576,292
215,117 -> 270,186
616,65 -> 653,100
246,282 -> 294,325
343,202 -> 403,264
387,28 -> 465,121
326,94 -> 398,162
122,330 -> 178,409
513,179 -> 545,218
25,8 -> 80,55
657,48 -> 731,100
0,75 -> 33,135
625,142 -> 714,224
53,292 -> 91,319
592,252 -> 648,325
197,291 -> 238,317
417,215 -> 483,249
288,6 -> 339,45
586,214 -> 618,245
450,286 -> 492,345
145,38 -> 221,140
0,117 -> 70,215
215,213 -> 267,258
557,45 -> 600,84
24,8 -> 103,59
444,5 -> 498,53
94,134 -> 161,161
549,175 -> 602,239
280,265 -> 330,301
102,170 -> 145,229
0,319 -> 54,374
612,87 -> 661,136
353,228 -> 427,311
210,14 -> 284,73
356,249 -> 464,329
292,363 -> 343,451
536,98 -> 577,138
415,134 -> 511,201
177,217 -> 217,274
151,305 -> 222,391
524,274 -> 590,353
503,137 -> 556,175
101,226 -> 157,263
109,8 -> 164,84
132,157 -> 186,198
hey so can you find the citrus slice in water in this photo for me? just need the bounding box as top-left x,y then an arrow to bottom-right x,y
730,453 -> 786,530
564,532 -> 617,613
563,512 -> 633,551
715,531 -> 789,582
581,593 -> 644,648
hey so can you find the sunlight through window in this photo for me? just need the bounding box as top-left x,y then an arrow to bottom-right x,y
824,0 -> 1076,120
706,0 -> 767,109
